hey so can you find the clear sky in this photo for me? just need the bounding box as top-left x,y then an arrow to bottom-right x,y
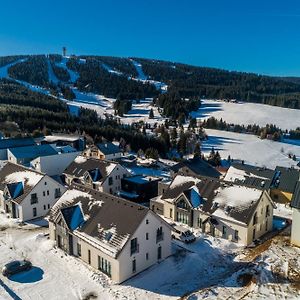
1,0 -> 300,76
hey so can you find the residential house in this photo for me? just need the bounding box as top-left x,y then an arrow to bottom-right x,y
63,156 -> 130,195
0,137 -> 36,160
84,142 -> 122,161
40,134 -> 86,151
49,185 -> 172,283
0,162 -> 66,221
170,158 -> 222,180
291,181 -> 300,247
119,175 -> 162,203
151,175 -> 275,245
269,167 -> 300,204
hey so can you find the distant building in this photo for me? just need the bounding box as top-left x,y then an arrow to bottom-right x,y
40,134 -> 86,151
0,162 -> 66,221
63,156 -> 130,195
0,137 -> 36,160
291,181 -> 300,247
151,175 -> 275,246
49,185 -> 172,283
84,142 -> 122,161
170,158 -> 222,180
119,175 -> 162,203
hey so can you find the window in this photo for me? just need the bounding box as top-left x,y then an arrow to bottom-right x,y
156,227 -> 164,243
157,245 -> 162,260
253,212 -> 257,225
130,238 -> 139,255
43,191 -> 46,197
146,253 -> 149,260
31,193 -> 38,204
132,259 -> 136,273
55,188 -> 61,198
222,226 -> 227,238
99,257 -> 111,277
33,207 -> 37,217
43,205 -> 46,210
169,208 -> 173,218
48,204 -> 50,209
234,230 -> 239,241
177,199 -> 188,210
146,233 -> 149,240
88,250 -> 91,264
47,190 -> 49,196
197,217 -> 202,228
108,177 -> 113,186
146,219 -> 149,224
176,212 -> 189,225
265,219 -> 268,231
265,205 -> 270,217
77,243 -> 81,256
57,235 -> 62,248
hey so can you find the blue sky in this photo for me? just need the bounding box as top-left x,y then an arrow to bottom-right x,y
1,0 -> 300,76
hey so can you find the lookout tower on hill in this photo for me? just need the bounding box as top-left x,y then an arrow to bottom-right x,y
62,46 -> 67,57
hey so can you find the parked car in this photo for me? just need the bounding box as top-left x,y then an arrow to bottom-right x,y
2,260 -> 32,277
171,225 -> 196,243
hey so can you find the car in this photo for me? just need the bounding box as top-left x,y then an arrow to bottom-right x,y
171,225 -> 196,243
2,260 -> 32,277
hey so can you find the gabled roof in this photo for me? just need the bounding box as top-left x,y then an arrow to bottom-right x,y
273,167 -> 300,193
0,137 -> 35,150
291,181 -> 300,209
9,144 -> 58,159
159,174 -> 269,225
171,158 -> 221,179
224,163 -> 275,190
64,156 -> 117,182
0,162 -> 44,204
97,142 -> 121,155
50,185 -> 150,257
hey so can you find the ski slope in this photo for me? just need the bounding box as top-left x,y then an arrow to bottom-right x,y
202,129 -> 300,169
191,99 -> 300,130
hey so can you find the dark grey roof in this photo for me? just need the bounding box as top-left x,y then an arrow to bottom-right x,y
50,185 -> 150,256
171,158 -> 221,179
291,181 -> 300,209
160,175 -> 268,225
97,142 -> 121,155
0,137 -> 35,150
273,167 -> 300,193
225,163 -> 276,190
64,157 -> 116,181
0,162 -> 44,204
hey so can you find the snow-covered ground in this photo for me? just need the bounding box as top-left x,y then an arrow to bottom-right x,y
55,56 -> 79,83
191,99 -> 300,131
202,129 -> 300,169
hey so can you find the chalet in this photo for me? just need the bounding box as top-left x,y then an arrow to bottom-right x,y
119,175 -> 161,203
63,156 -> 130,195
151,175 -> 275,245
170,158 -> 221,180
0,162 -> 66,221
0,137 -> 36,160
49,185 -> 172,283
291,181 -> 300,247
83,142 -> 122,161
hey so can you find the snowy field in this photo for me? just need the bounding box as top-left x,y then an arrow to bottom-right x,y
202,129 -> 300,169
191,99 -> 300,130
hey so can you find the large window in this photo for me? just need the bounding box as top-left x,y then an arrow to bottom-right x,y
156,227 -> 164,243
177,199 -> 188,210
108,177 -> 113,186
130,238 -> 139,255
31,193 -> 38,204
55,188 -> 61,198
176,212 -> 189,224
98,256 -> 111,277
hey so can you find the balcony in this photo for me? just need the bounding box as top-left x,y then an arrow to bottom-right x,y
130,244 -> 139,256
156,232 -> 164,243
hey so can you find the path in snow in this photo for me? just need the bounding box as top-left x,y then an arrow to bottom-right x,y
47,59 -> 59,85
130,59 -> 148,80
55,57 -> 79,83
191,99 -> 300,131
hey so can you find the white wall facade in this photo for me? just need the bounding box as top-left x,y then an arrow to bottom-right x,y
291,208 -> 300,247
31,152 -> 80,176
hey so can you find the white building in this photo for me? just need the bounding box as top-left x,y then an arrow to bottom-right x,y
49,186 -> 172,283
0,162 -> 67,221
63,156 -> 130,195
291,181 -> 300,247
151,175 -> 276,246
